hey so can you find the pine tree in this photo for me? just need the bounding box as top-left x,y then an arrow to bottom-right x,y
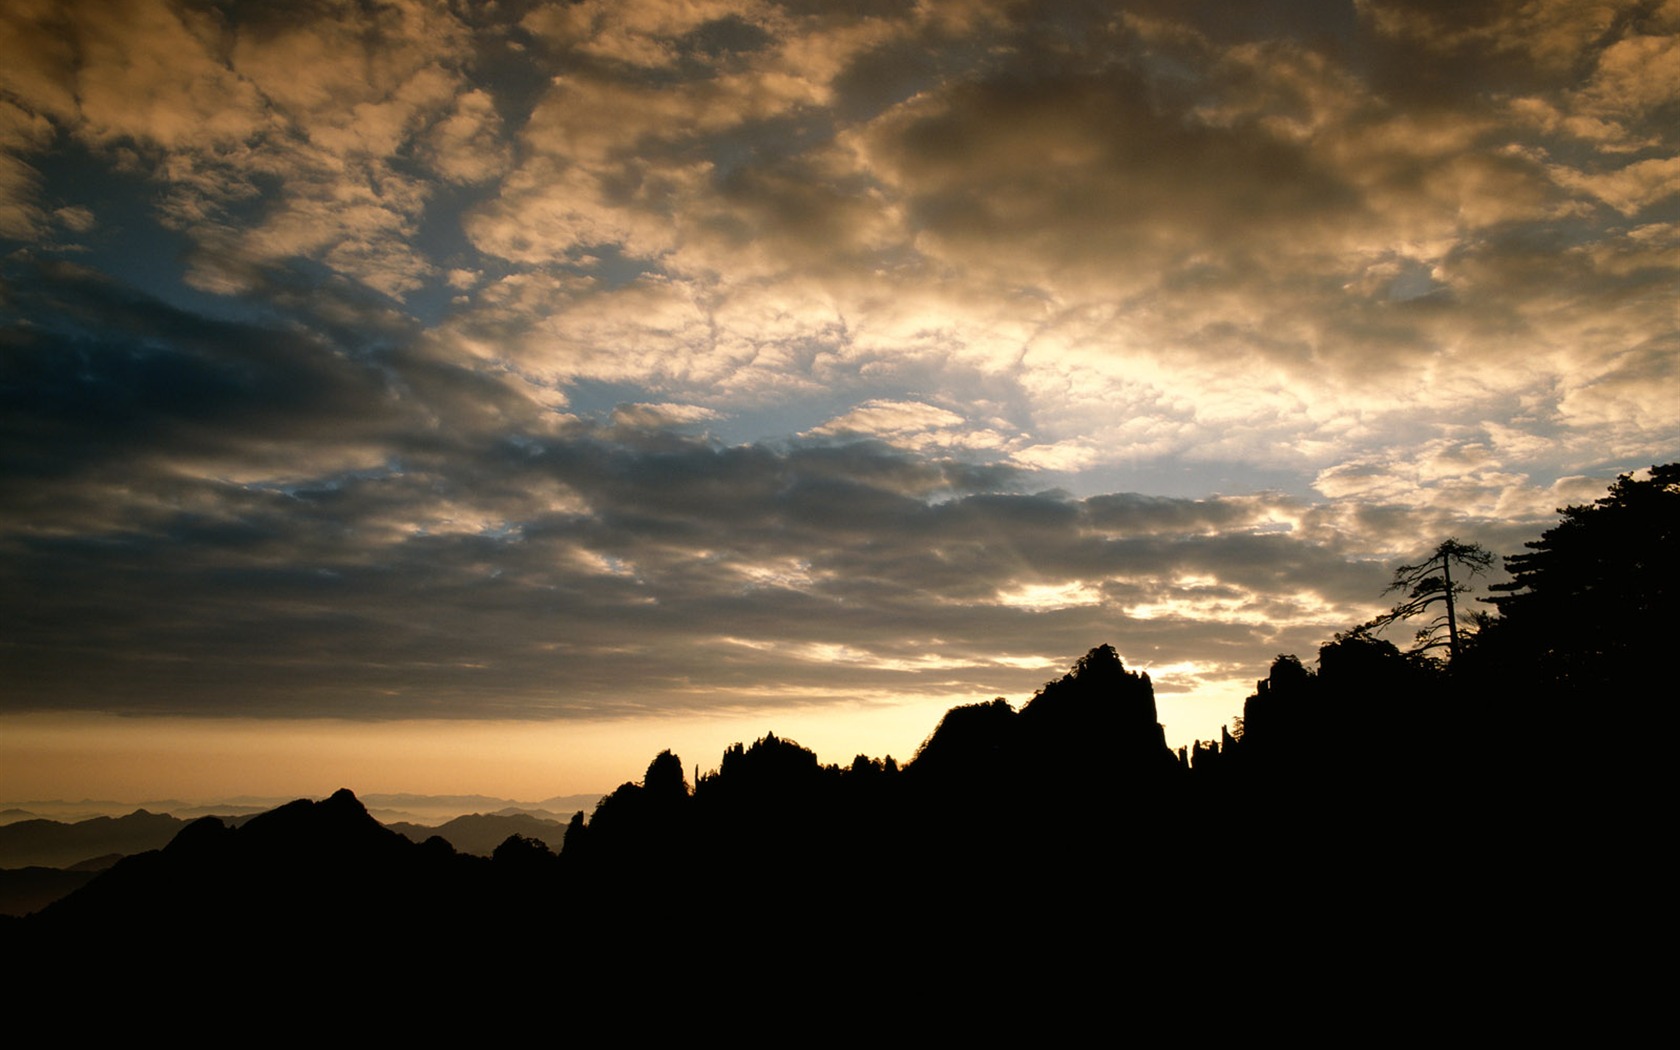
1372,538 -> 1495,662
1484,464 -> 1678,688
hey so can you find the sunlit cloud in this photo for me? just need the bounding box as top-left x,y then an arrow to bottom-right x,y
992,581 -> 1105,611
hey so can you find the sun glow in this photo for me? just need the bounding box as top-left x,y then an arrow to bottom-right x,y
993,581 -> 1105,610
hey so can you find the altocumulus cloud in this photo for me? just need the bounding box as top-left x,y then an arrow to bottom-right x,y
1,0 -> 1677,734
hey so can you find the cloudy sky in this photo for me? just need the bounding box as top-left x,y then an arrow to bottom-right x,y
3,0 -> 1677,802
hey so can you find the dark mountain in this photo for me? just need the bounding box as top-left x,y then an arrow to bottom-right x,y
22,790 -> 484,948
0,809 -> 189,868
0,863 -> 107,918
386,810 -> 568,856
16,647 -> 1200,987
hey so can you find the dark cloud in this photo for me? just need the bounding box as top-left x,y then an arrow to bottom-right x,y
879,65 -> 1353,249
1,314 -> 1414,722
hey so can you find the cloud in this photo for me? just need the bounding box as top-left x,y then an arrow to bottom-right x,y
1550,155 -> 1680,216
1355,0 -> 1622,79
0,257 -> 1420,723
803,398 -> 1026,459
422,89 -> 512,185
1,0 -> 1675,761
0,0 -> 1636,490
0,0 -> 493,298
0,260 -> 1504,727
1577,20 -> 1680,123
609,402 -> 722,429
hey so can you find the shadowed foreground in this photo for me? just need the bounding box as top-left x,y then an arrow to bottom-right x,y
5,643 -> 1610,1010
11,468 -> 1670,1019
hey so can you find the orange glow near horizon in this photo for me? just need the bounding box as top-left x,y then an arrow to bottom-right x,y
0,704 -> 950,805
0,679 -> 1248,806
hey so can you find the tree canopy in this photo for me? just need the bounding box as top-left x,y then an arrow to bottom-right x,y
1484,464 -> 1679,689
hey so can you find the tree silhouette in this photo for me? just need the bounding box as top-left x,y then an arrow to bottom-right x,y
1371,538 -> 1494,662
1484,464 -> 1678,690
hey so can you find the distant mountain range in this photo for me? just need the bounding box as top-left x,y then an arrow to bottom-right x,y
0,797 -> 594,916
385,810 -> 570,856
0,808 -> 193,869
0,792 -> 603,827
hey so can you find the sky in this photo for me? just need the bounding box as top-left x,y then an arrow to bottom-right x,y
3,0 -> 1678,804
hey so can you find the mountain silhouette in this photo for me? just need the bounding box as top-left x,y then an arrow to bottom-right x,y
385,810 -> 569,856
0,808 -> 189,869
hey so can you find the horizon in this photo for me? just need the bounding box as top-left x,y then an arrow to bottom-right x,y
0,641 -> 1258,804
4,1 -> 1677,805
